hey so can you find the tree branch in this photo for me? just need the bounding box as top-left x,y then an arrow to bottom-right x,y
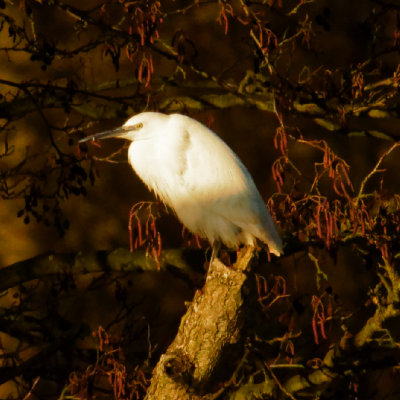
145,247 -> 255,399
0,248 -> 204,292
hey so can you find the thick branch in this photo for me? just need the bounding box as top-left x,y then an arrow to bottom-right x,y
0,248 -> 204,292
145,247 -> 255,399
354,260 -> 400,347
0,326 -> 81,385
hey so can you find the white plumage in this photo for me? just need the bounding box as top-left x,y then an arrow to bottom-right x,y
80,112 -> 283,256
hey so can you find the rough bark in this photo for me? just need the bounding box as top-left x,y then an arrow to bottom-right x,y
145,247 -> 255,400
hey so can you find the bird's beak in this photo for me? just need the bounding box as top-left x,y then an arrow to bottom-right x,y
79,123 -> 141,143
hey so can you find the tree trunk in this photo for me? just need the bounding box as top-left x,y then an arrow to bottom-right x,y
145,247 -> 255,399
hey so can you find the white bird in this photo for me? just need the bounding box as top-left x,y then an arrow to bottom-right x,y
80,112 -> 283,256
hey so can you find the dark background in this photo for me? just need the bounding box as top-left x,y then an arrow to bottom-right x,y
1,0 -> 400,398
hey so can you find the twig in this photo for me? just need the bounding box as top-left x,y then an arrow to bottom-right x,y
92,141 -> 130,164
22,376 -> 40,400
264,362 -> 298,400
357,142 -> 400,199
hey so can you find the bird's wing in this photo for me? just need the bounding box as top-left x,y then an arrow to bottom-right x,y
176,120 -> 282,253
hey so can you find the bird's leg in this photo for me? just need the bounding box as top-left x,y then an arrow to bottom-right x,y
210,241 -> 221,267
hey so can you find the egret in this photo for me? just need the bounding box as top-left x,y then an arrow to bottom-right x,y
80,112 -> 283,256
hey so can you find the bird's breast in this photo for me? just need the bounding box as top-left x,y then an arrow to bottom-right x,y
128,137 -> 186,206
127,127 -> 251,213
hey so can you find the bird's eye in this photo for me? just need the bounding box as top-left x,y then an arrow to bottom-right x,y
136,122 -> 143,129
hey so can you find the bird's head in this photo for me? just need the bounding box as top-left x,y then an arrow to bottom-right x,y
79,112 -> 169,143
